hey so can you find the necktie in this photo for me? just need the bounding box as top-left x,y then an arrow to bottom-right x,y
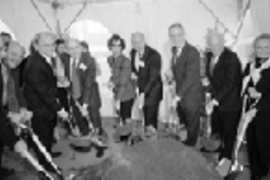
3,68 -> 19,112
255,57 -> 268,69
210,56 -> 216,75
71,60 -> 81,99
1,65 -> 8,106
172,46 -> 178,66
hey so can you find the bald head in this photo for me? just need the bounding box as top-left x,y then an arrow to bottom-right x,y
131,32 -> 145,52
66,38 -> 82,59
5,41 -> 25,69
206,29 -> 225,55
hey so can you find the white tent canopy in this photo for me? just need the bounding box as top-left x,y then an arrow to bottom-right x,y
0,0 -> 269,117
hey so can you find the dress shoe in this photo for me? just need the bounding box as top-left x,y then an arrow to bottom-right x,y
250,175 -> 262,180
51,151 -> 62,158
200,146 -> 221,153
95,147 -> 106,158
182,140 -> 195,147
70,144 -> 92,153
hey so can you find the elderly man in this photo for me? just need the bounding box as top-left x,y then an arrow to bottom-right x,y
0,40 -> 30,178
168,23 -> 203,147
204,30 -> 242,176
130,32 -> 163,136
23,32 -> 68,165
65,38 -> 105,146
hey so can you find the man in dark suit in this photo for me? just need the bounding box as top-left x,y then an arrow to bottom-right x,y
204,30 -> 242,176
130,32 -> 163,136
65,39 -> 104,146
23,32 -> 68,164
0,40 -> 30,177
168,23 -> 203,147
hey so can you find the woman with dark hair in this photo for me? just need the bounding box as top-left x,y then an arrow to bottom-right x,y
80,40 -> 102,76
242,33 -> 270,180
107,34 -> 136,126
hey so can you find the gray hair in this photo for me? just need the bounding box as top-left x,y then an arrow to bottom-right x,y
169,23 -> 185,31
253,33 -> 270,47
33,32 -> 56,45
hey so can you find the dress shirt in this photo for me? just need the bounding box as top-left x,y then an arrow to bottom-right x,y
135,49 -> 144,71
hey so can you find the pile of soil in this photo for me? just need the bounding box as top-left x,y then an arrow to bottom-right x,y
73,138 -> 222,180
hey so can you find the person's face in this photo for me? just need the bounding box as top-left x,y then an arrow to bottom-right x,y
206,34 -> 224,55
80,45 -> 88,53
110,40 -> 122,55
1,35 -> 11,44
6,45 -> 24,69
37,34 -> 56,57
56,43 -> 66,54
67,40 -> 82,59
131,34 -> 145,52
255,39 -> 270,58
169,27 -> 185,47
0,39 -> 7,60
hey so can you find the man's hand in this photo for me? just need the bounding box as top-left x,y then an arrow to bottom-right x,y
170,96 -> 181,110
138,93 -> 145,109
248,87 -> 261,99
8,112 -> 23,125
57,108 -> 69,120
14,140 -> 27,155
20,108 -> 33,122
202,77 -> 210,87
107,81 -> 114,90
246,108 -> 257,119
164,69 -> 174,84
206,99 -> 219,115
58,76 -> 70,88
131,73 -> 138,81
80,104 -> 88,118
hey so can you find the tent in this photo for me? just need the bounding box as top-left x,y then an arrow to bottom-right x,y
0,0 -> 269,117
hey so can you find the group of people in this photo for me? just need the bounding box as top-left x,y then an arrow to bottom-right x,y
0,21 -> 270,180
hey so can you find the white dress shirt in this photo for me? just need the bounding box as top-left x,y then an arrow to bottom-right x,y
135,50 -> 144,71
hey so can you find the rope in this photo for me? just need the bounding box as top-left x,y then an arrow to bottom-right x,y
198,0 -> 250,46
30,0 -> 54,32
64,0 -> 88,33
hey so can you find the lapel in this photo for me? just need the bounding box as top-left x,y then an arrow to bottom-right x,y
0,65 -> 2,103
131,49 -> 138,74
37,52 -> 54,78
138,46 -> 149,77
174,43 -> 189,69
212,48 -> 226,76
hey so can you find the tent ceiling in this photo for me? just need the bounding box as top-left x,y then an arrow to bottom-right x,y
36,0 -> 144,5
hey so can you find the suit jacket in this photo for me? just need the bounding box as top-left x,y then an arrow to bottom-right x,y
0,65 -> 24,147
23,52 -> 62,120
108,54 -> 136,102
172,42 -> 203,111
130,45 -> 163,106
243,61 -> 270,112
63,52 -> 101,109
205,48 -> 242,112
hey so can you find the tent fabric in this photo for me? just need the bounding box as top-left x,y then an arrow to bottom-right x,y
0,0 -> 269,118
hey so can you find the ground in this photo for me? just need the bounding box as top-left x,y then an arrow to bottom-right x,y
2,117 -> 270,180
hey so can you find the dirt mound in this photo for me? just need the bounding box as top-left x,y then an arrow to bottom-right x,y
73,138 -> 222,180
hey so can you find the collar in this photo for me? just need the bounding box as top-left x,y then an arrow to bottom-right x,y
137,47 -> 145,58
40,52 -> 52,65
